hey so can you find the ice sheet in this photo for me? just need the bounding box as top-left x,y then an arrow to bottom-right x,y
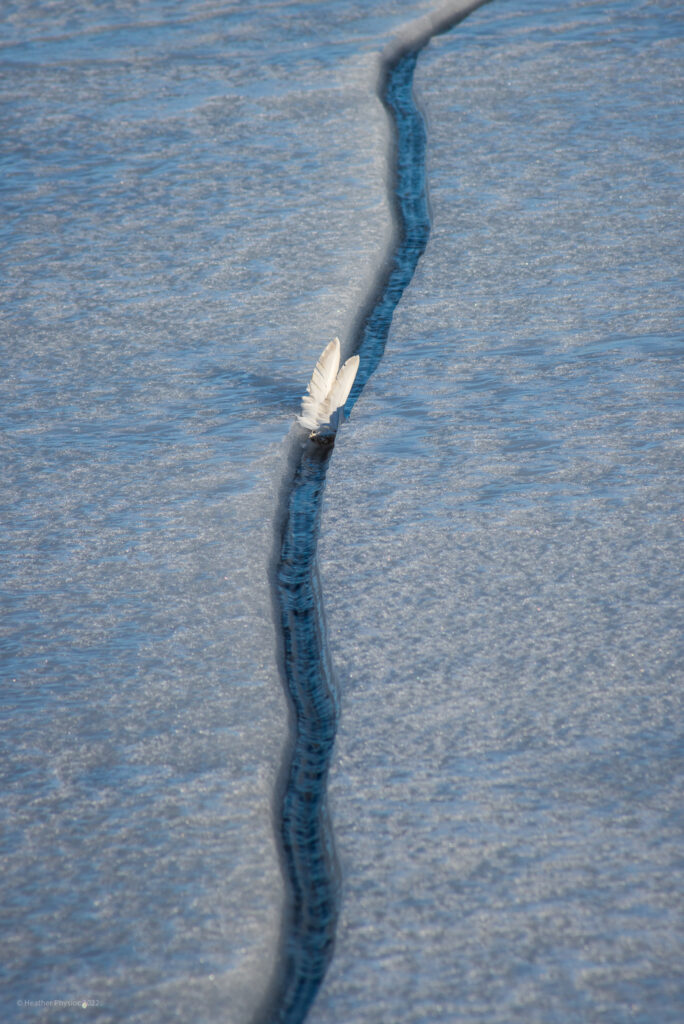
0,1 -> 472,1021
315,1 -> 683,1020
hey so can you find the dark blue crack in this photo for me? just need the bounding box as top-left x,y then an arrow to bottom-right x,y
260,5 -> 490,1021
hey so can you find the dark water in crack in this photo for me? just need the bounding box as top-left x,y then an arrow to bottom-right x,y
266,40 -> 442,1024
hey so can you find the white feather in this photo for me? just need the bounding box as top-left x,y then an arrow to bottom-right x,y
296,341 -> 359,436
297,338 -> 340,431
319,355 -> 360,427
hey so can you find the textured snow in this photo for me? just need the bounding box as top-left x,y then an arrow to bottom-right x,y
0,1 -> 463,1021
314,1 -> 683,1021
2,0 -> 682,1021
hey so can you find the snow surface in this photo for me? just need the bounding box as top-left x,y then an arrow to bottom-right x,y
0,2 -> 461,1021
1,0 -> 682,1022
314,1 -> 683,1021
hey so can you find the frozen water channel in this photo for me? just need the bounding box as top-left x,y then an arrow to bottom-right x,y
1,1 -> 682,1022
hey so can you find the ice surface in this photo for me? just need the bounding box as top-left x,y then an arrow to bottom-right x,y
314,1 -> 683,1021
0,1 -> 471,1021
2,0 -> 682,1021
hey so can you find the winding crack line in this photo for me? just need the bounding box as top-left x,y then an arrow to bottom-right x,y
257,4 -> 492,1024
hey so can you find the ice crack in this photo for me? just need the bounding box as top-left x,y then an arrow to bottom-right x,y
259,5 -> 491,1023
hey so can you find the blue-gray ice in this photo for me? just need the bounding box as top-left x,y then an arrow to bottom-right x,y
1,0 -> 681,1022
315,1 -> 683,1022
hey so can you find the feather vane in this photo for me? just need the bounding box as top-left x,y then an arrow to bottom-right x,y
297,339 -> 359,436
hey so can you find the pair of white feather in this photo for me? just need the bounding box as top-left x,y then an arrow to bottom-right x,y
297,337 -> 359,437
